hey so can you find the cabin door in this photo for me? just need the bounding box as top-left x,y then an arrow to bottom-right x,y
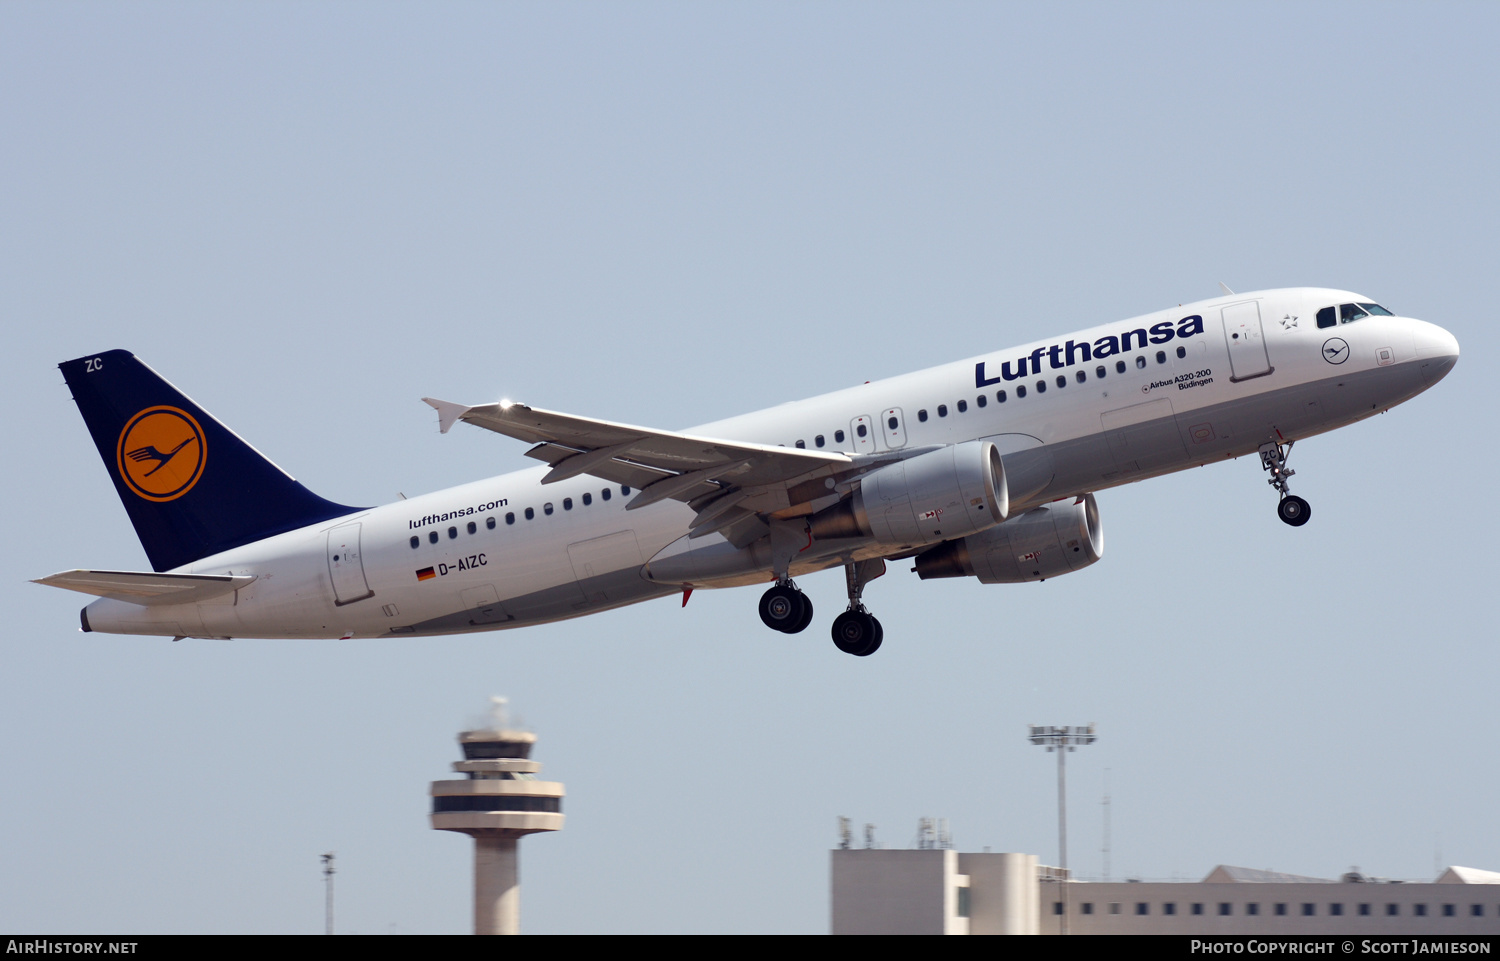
1221,301 -> 1273,381
327,523 -> 374,606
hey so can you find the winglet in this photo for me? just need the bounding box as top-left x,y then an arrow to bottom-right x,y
422,398 -> 472,434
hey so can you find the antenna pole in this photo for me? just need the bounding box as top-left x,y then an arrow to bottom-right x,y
322,852 -> 335,935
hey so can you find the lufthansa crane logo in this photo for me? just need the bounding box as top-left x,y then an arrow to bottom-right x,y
1321,337 -> 1351,365
116,406 -> 206,502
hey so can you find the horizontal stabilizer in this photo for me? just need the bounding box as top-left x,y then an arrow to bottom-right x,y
33,569 -> 255,607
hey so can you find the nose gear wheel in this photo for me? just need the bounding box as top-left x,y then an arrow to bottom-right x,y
1259,439 -> 1311,527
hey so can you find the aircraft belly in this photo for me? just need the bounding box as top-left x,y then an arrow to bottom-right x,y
402,568 -> 676,635
1022,363 -> 1429,503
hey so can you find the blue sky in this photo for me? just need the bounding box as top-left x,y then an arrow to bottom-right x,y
3,2 -> 1496,933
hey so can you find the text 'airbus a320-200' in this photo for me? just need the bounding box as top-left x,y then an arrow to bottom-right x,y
37,288 -> 1458,656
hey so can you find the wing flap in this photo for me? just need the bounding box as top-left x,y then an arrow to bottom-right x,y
34,569 -> 255,607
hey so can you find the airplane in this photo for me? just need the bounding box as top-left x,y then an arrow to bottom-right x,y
36,287 -> 1459,656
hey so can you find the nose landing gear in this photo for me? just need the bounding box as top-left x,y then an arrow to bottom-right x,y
1260,439 -> 1311,527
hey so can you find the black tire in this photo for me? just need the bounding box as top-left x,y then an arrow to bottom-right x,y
759,585 -> 802,632
1277,495 -> 1311,527
832,610 -> 871,653
832,610 -> 881,655
785,592 -> 814,634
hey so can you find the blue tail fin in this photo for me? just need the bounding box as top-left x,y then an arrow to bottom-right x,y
61,350 -> 362,572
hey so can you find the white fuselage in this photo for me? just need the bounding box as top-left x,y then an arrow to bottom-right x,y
82,288 -> 1459,639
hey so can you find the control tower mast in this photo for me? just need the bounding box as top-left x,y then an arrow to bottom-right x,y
430,698 -> 565,935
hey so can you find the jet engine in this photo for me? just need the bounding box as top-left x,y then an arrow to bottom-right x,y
913,493 -> 1102,583
810,440 -> 1008,549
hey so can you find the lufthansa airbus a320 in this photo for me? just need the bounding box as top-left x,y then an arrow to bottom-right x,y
37,288 -> 1459,656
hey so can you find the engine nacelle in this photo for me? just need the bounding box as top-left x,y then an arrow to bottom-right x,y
913,493 -> 1103,583
811,441 -> 1008,549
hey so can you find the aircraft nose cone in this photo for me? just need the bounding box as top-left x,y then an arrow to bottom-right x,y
1412,321 -> 1459,384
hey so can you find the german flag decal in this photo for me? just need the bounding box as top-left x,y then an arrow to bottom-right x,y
416,567 -> 436,581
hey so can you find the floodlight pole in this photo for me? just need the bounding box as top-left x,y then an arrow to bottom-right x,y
1027,724 -> 1097,872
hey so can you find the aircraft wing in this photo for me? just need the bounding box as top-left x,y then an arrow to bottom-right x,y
422,398 -> 872,538
34,569 -> 256,606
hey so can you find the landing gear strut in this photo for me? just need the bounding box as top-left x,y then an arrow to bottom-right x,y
759,579 -> 813,633
1259,439 -> 1311,527
831,559 -> 885,656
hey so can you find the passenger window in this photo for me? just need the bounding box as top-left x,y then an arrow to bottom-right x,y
1036,380 -> 1046,393
448,526 -> 458,539
835,430 -> 845,443
918,410 -> 928,422
976,395 -> 987,408
582,492 -> 592,506
601,488 -> 611,501
429,531 -> 439,544
1116,360 -> 1127,373
543,503 -> 554,515
956,400 -> 967,413
1340,303 -> 1369,324
506,512 -> 515,525
1056,375 -> 1066,388
525,507 -> 535,520
996,390 -> 1007,403
467,521 -> 477,534
795,439 -> 805,449
887,415 -> 899,428
856,423 -> 868,437
1096,365 -> 1106,378
1156,350 -> 1166,364
815,435 -> 825,447
622,486 -> 631,495
937,405 -> 948,417
486,516 -> 496,529
1176,346 -> 1186,359
410,536 -> 419,549
1017,385 -> 1027,398
1076,370 -> 1086,383
563,498 -> 572,510
1317,306 -> 1337,328
1136,356 -> 1147,369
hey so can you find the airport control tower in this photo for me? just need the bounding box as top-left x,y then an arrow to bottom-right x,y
430,698 -> 565,935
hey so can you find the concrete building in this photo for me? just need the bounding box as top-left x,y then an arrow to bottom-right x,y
831,848 -> 1500,935
831,849 -> 1051,935
430,702 -> 564,935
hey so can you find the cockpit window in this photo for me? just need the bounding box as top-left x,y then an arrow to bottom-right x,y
1359,303 -> 1394,316
1339,303 -> 1369,324
1317,306 -> 1336,329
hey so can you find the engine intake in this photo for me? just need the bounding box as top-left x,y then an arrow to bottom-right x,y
914,493 -> 1102,583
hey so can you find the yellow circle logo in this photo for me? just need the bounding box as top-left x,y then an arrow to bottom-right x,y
116,406 -> 206,502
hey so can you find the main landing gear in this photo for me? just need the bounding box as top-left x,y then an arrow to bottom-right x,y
759,579 -> 814,634
1259,439 -> 1311,527
756,559 -> 887,656
831,559 -> 885,657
